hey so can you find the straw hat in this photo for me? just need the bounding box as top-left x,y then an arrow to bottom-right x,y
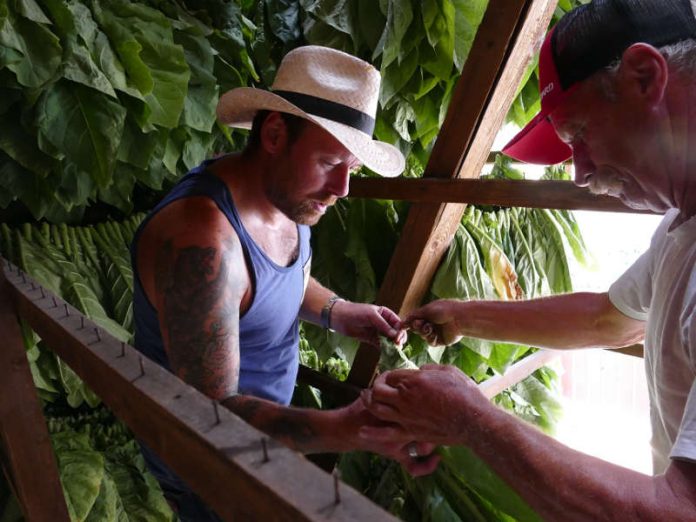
216,45 -> 405,177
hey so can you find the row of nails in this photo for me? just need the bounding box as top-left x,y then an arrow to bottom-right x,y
6,260 -> 344,504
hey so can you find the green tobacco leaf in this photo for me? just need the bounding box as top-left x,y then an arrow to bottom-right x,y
452,0 -> 487,71
377,0 -> 413,68
105,441 -> 174,521
52,430 -> 105,522
54,162 -> 97,212
0,8 -> 61,89
177,31 -> 218,132
15,0 -> 51,23
93,0 -> 190,129
443,446 -> 542,521
182,128 -> 215,170
41,0 -> 119,99
36,80 -> 126,187
85,472 -> 124,522
267,0 -> 301,43
380,46 -> 418,107
0,105 -> 53,177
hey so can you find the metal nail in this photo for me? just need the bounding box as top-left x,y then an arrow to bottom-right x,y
80,316 -> 85,330
333,469 -> 341,504
40,287 -> 45,299
21,273 -> 26,283
95,327 -> 101,342
30,282 -> 35,290
212,401 -> 220,425
119,341 -> 126,358
64,304 -> 69,317
52,297 -> 58,308
138,356 -> 145,377
261,438 -> 269,463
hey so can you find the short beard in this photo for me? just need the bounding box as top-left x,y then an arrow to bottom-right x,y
286,201 -> 322,226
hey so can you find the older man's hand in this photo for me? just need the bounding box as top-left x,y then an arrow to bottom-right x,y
360,364 -> 487,446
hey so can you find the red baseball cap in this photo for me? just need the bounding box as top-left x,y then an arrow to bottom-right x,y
502,28 -> 574,165
502,0 -> 696,165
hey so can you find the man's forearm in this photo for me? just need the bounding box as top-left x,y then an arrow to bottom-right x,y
223,394 -> 351,454
459,400 -> 696,521
457,292 -> 644,350
299,277 -> 336,325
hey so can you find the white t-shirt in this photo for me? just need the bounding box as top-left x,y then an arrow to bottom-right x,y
609,209 -> 696,474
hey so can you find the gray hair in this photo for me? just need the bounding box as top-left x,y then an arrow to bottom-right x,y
594,38 -> 696,99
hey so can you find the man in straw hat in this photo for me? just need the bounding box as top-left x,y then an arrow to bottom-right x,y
130,45 -> 438,520
362,0 -> 696,518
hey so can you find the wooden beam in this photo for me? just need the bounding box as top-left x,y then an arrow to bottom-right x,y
297,365 -> 360,403
2,263 -> 396,522
348,0 -> 559,388
348,178 -> 659,214
0,262 -> 70,522
478,350 -> 558,399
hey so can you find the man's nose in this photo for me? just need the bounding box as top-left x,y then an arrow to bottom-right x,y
572,145 -> 595,187
327,165 -> 350,198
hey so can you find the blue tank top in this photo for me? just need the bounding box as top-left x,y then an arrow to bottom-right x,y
131,159 -> 311,406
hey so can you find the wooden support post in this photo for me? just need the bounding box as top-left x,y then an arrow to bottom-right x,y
348,0 -> 559,388
478,350 -> 558,399
0,265 -> 70,521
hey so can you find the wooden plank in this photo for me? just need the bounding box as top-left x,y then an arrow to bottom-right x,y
347,0 -> 559,388
478,350 -> 558,399
2,262 -> 396,522
348,178 -> 659,215
297,365 -> 360,404
0,262 -> 70,522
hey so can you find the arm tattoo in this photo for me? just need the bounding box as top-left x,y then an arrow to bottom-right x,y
156,238 -> 243,400
226,395 -> 317,451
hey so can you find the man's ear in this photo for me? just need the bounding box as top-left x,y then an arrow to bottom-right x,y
619,43 -> 668,106
260,112 -> 288,154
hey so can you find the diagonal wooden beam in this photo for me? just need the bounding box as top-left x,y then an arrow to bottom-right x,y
348,0 -> 559,388
0,263 -> 70,521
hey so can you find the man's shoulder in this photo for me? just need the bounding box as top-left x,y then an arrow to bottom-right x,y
143,196 -> 239,249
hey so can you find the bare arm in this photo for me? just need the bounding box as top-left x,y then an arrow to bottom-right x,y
362,366 -> 696,521
407,292 -> 645,350
299,277 -> 406,346
141,201 -> 431,470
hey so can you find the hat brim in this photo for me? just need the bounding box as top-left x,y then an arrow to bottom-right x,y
217,88 -> 405,177
502,111 -> 573,165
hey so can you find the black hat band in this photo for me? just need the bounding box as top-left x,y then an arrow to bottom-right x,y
274,90 -> 375,135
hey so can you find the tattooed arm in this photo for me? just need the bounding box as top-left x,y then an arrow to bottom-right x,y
138,198 -> 435,471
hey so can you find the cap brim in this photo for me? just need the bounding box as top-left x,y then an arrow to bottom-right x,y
217,88 -> 404,177
502,111 -> 572,165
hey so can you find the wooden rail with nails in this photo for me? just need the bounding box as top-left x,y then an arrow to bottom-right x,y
0,259 -> 397,522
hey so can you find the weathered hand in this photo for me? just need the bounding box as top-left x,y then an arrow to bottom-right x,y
359,364 -> 487,446
340,398 -> 440,477
331,301 -> 407,347
404,299 -> 464,347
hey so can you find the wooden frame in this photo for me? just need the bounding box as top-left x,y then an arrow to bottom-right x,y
348,0 -> 559,388
0,261 -> 397,521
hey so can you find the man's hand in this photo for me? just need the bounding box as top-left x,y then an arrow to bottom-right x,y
338,397 -> 440,477
404,299 -> 464,347
359,364 -> 487,446
331,301 -> 407,347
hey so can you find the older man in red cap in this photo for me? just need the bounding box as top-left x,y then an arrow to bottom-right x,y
363,0 -> 696,519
